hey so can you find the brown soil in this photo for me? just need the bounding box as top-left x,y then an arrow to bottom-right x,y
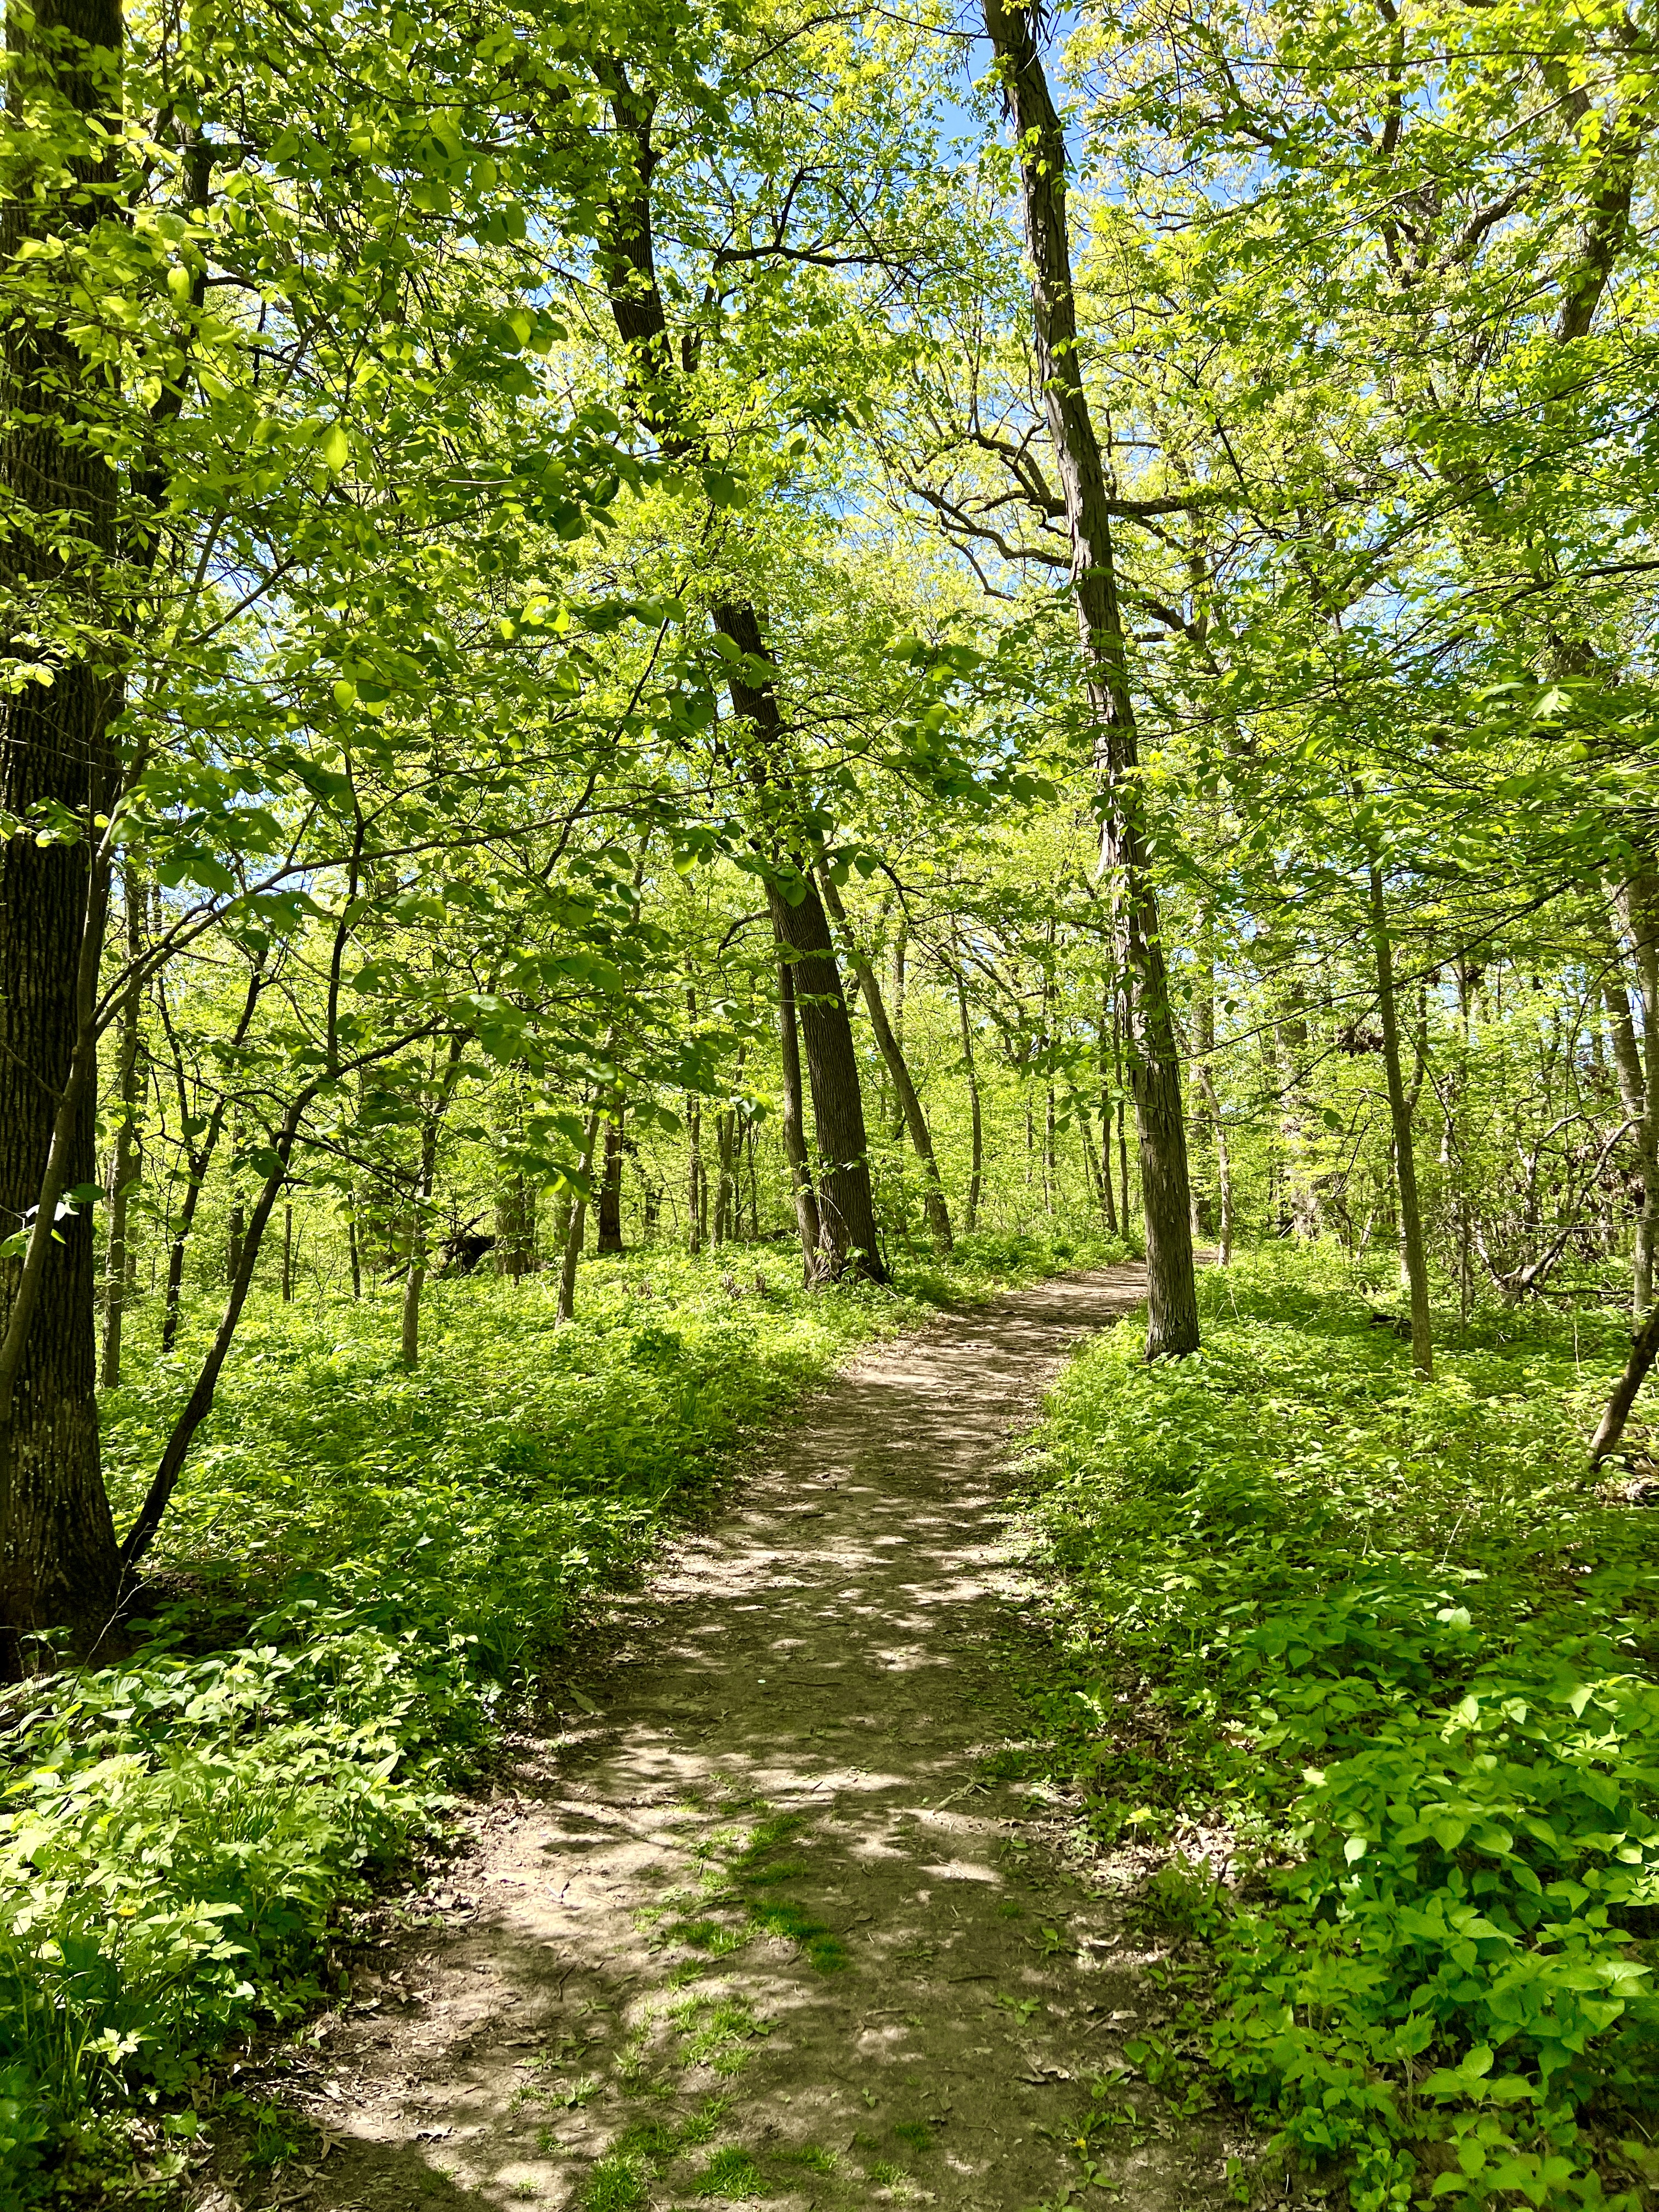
241,1267 -> 1237,2212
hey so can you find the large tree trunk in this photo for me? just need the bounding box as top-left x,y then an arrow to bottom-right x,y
0,0 -> 128,1665
817,871 -> 952,1253
596,1105 -> 625,1255
714,604 -> 885,1282
1368,864 -> 1434,1377
983,0 -> 1197,1355
776,956 -> 824,1280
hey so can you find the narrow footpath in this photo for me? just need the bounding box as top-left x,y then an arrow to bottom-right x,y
270,1266 -> 1229,2212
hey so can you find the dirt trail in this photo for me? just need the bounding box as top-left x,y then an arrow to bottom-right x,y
272,1267 -> 1228,2212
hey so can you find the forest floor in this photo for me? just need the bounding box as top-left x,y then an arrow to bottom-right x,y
228,1266 -> 1237,2212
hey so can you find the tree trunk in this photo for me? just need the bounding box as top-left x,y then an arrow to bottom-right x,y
1096,983 -> 1121,1236
99,869 -> 144,1388
495,1174 -> 537,1278
777,955 -> 824,1281
890,922 -> 909,1144
158,953 -> 264,1353
558,1098 -> 606,1325
281,1205 -> 295,1304
817,870 -> 952,1253
226,1199 -> 246,1288
1368,863 -> 1434,1377
0,0 -> 127,1666
684,979 -> 703,1257
984,0 -> 1197,1353
400,1034 -> 463,1369
1590,1302 -> 1659,1465
597,1105 -> 625,1255
955,969 -> 983,1237
1612,877 -> 1659,1321
347,1207 -> 363,1300
714,604 -> 885,1282
591,64 -> 881,1283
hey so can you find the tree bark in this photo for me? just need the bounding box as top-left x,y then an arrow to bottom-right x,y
558,1098 -> 606,1324
0,0 -> 128,1665
157,953 -> 264,1353
714,604 -> 885,1282
983,0 -> 1197,1354
99,868 -> 144,1387
777,955 -> 823,1280
955,968 -> 983,1236
1612,877 -> 1659,1320
400,1034 -> 464,1369
1590,1302 -> 1659,1465
1368,863 -> 1434,1376
597,1105 -> 625,1255
817,870 -> 952,1253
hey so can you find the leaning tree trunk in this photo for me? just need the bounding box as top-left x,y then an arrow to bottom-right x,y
1368,863 -> 1434,1378
984,0 -> 1197,1355
1590,1302 -> 1659,1465
0,0 -> 128,1666
817,870 -> 952,1253
714,604 -> 885,1282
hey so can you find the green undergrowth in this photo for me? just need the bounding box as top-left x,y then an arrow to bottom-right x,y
0,1226 -> 1118,2205
1019,1248 -> 1659,2212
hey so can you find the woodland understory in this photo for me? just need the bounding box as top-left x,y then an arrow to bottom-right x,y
3,0 -> 1659,2203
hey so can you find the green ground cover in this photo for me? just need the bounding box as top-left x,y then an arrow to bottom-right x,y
1020,1252 -> 1659,2212
0,1229 -> 1113,2206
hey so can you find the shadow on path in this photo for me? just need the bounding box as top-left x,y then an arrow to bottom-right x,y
250,1267 -> 1233,2212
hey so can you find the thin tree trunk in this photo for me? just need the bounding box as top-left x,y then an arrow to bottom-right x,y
401,1034 -> 464,1369
1368,863 -> 1434,1376
890,922 -> 909,1144
1096,982 -> 1120,1236
713,1111 -> 734,1245
1113,994 -> 1132,1233
227,1199 -> 245,1289
157,953 -> 264,1353
121,1016 -> 462,1568
983,0 -> 1198,1356
0,0 -> 127,1663
777,955 -> 823,1281
281,1206 -> 295,1303
715,607 -> 885,1282
685,979 -> 703,1257
558,1098 -> 606,1325
99,867 -> 144,1388
1193,1062 -> 1233,1265
1590,1302 -> 1659,1464
1613,877 -> 1659,1320
816,869 -> 952,1253
955,968 -> 983,1236
347,1206 -> 362,1300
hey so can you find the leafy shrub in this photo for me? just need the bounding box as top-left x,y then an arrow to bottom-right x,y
1021,1249 -> 1659,2212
